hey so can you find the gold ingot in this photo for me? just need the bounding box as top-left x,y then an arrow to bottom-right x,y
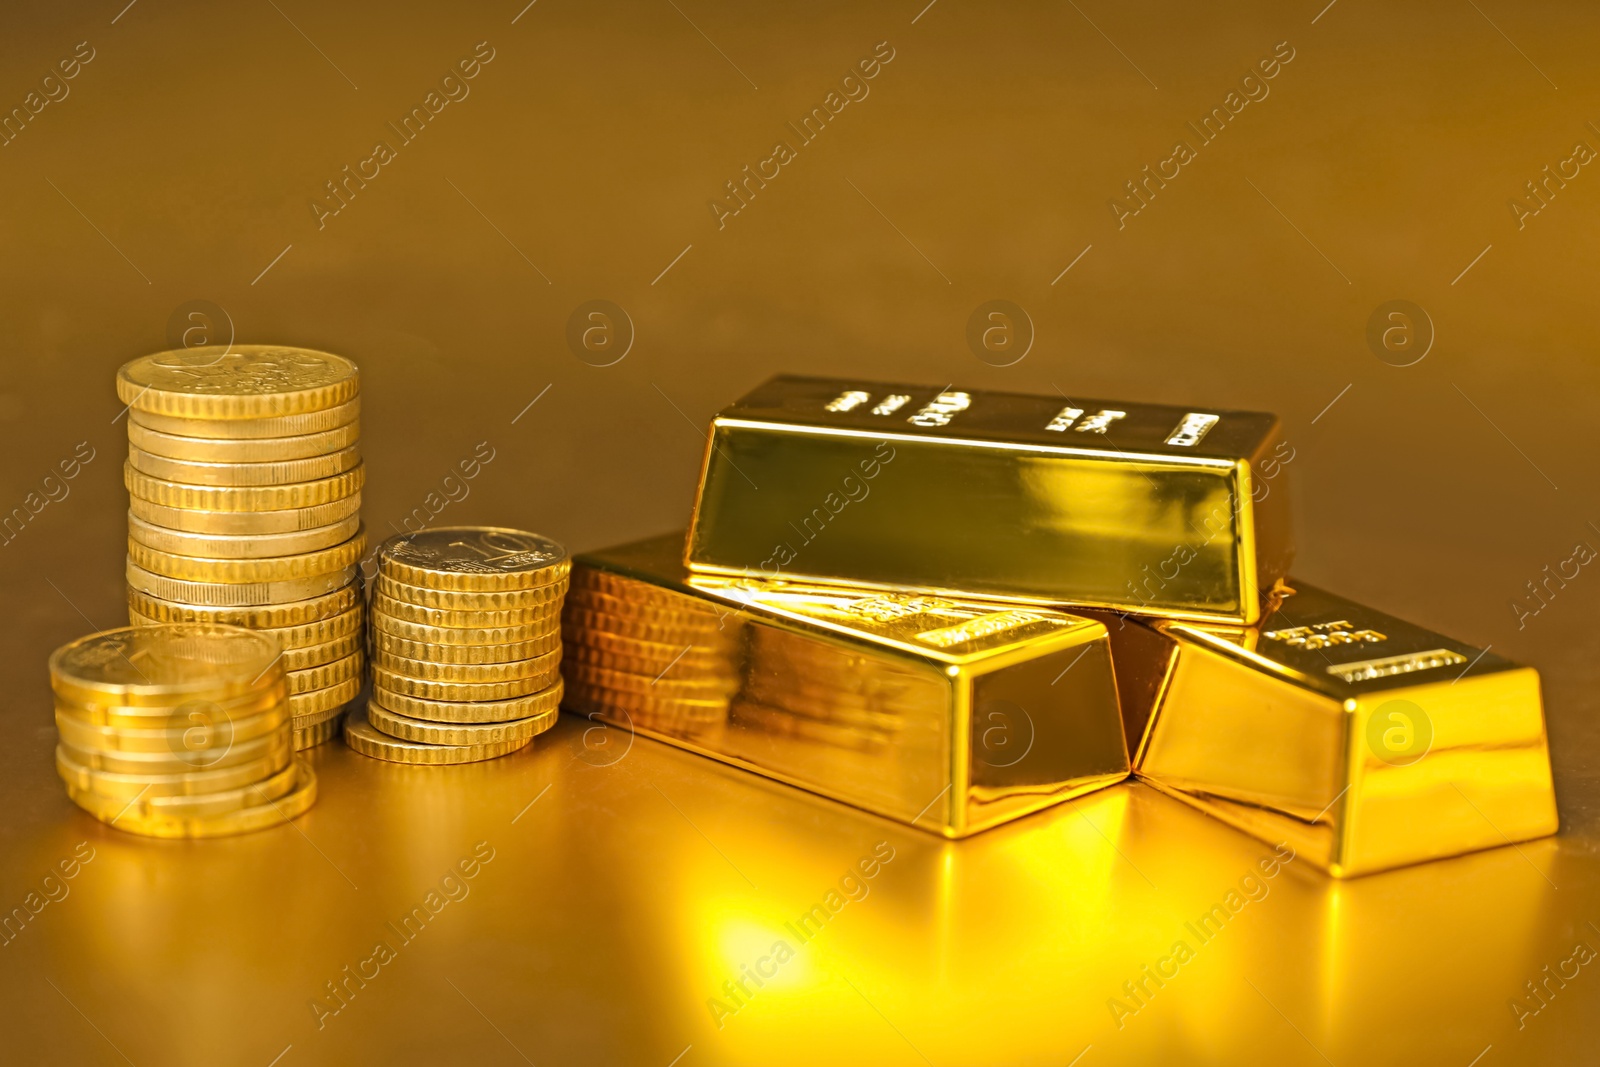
53,683 -> 287,730
559,626 -> 739,664
126,526 -> 366,583
370,679 -> 563,724
369,591 -> 560,630
116,345 -> 359,419
373,573 -> 566,612
127,418 -> 360,462
59,729 -> 290,775
123,461 -> 365,511
129,395 -> 359,439
55,701 -> 289,753
1131,581 -> 1559,876
286,652 -> 363,695
365,700 -> 558,746
293,714 -> 343,749
128,493 -> 361,535
371,610 -> 559,647
371,630 -> 560,664
343,706 -> 529,765
128,510 -> 360,559
288,676 -> 361,720
66,757 -> 318,838
377,527 -> 569,591
370,664 -> 556,703
49,624 -> 283,708
126,559 -> 357,607
685,375 -> 1294,625
126,443 -> 362,487
55,742 -> 294,799
127,583 -> 360,629
567,534 -> 1129,837
370,647 -> 557,685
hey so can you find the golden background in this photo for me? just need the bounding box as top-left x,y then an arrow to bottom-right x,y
1,0 -> 1596,1063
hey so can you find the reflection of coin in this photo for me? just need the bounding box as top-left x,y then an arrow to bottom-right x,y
117,345 -> 359,418
49,624 -> 282,707
564,662 -> 738,699
563,604 -> 733,641
127,443 -> 362,487
130,396 -> 360,440
563,682 -> 728,726
371,679 -> 563,724
127,419 -> 361,462
563,642 -> 736,678
343,706 -> 529,765
366,700 -> 557,746
380,527 -> 569,590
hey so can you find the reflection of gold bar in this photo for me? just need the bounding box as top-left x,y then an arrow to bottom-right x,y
1127,582 -> 1557,876
562,534 -> 1130,837
685,375 -> 1294,624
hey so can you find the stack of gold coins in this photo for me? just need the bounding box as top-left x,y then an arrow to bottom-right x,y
50,624 -> 317,838
118,346 -> 366,750
561,568 -> 743,734
347,528 -> 567,764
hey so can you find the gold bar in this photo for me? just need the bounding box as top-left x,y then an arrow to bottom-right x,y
561,533 -> 1130,837
685,375 -> 1294,624
1126,582 -> 1558,876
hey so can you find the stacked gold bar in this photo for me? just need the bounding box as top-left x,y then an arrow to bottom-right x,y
51,624 -> 317,838
347,528 -> 566,764
118,346 -> 366,749
561,534 -> 1129,838
562,564 -> 743,735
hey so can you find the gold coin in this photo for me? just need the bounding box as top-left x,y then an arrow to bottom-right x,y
49,624 -> 282,708
371,591 -> 560,630
562,681 -> 729,724
373,572 -> 567,612
127,419 -> 361,462
287,651 -> 363,695
71,759 -> 301,820
128,583 -> 359,629
129,494 -> 361,536
279,631 -> 363,671
127,527 -> 366,583
124,461 -> 364,512
54,683 -> 287,729
60,728 -> 290,775
130,396 -> 360,440
55,702 -> 288,754
378,527 -> 569,592
371,678 -> 563,724
288,676 -> 361,720
563,591 -> 732,629
370,664 -> 556,702
563,662 -> 737,699
128,510 -> 360,559
563,642 -> 735,679
344,706 -> 528,764
371,630 -> 560,665
66,758 -> 318,838
371,646 -> 558,684
117,346 -> 359,419
127,559 -> 357,607
127,443 -> 362,488
294,714 -> 343,749
366,699 -> 556,746
56,741 -> 294,799
371,610 -> 558,648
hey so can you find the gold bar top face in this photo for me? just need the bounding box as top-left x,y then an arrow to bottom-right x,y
562,534 -> 1129,838
1136,583 -> 1558,876
685,375 -> 1293,624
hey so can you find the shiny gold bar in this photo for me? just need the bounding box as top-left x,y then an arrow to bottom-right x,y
685,375 -> 1294,624
562,533 -> 1130,837
1125,582 -> 1558,876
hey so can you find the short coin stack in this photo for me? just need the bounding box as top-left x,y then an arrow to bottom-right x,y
118,346 -> 367,750
51,624 -> 317,838
561,566 -> 743,735
347,528 -> 567,764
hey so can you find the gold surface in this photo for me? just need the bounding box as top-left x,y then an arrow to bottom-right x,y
567,534 -> 1130,837
686,375 -> 1293,624
3,1 -> 1599,1061
1131,582 -> 1559,877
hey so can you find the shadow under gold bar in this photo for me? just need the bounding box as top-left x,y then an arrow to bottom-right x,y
1116,582 -> 1557,876
685,375 -> 1294,625
561,534 -> 1130,837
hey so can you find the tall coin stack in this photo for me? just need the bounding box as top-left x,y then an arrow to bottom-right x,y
561,566 -> 743,735
51,625 -> 317,838
118,346 -> 367,750
346,528 -> 567,764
